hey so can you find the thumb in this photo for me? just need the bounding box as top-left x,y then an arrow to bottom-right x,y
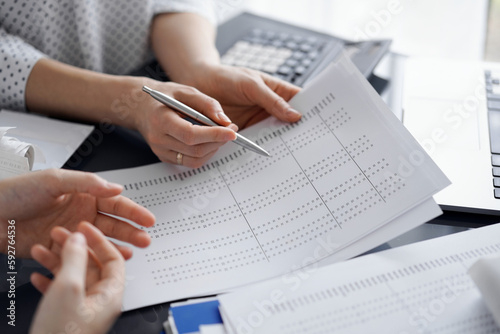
56,232 -> 88,292
173,87 -> 234,127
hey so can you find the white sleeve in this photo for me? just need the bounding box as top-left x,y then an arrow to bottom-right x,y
0,27 -> 46,111
153,0 -> 218,25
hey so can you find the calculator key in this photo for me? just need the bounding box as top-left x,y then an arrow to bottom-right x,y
285,41 -> 299,50
299,44 -> 313,53
292,51 -> 305,60
291,34 -> 303,43
495,188 -> 500,199
271,40 -> 284,48
493,167 -> 500,177
488,93 -> 500,101
262,64 -> 279,73
263,31 -> 276,40
494,178 -> 500,188
488,111 -> 500,154
295,66 -> 307,76
489,100 -> 500,111
307,51 -> 319,60
301,58 -> 312,67
278,32 -> 290,41
285,58 -> 299,67
492,154 -> 500,167
252,28 -> 263,35
277,65 -> 293,75
306,36 -> 318,45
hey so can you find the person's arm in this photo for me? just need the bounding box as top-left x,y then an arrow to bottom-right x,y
24,57 -> 237,167
25,58 -> 142,128
150,12 -> 302,128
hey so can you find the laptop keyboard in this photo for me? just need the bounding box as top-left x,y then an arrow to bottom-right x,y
486,70 -> 500,198
220,28 -> 328,84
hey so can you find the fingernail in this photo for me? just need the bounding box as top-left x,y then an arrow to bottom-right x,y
70,232 -> 86,246
217,112 -> 231,124
226,132 -> 236,141
107,182 -> 123,190
287,107 -> 302,118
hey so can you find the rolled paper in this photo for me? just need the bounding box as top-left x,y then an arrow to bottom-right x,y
468,256 -> 500,327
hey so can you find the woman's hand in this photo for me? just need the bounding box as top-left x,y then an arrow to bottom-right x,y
133,80 -> 238,168
29,223 -> 125,334
0,169 -> 155,259
180,64 -> 302,129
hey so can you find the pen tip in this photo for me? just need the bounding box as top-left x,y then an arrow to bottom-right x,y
142,86 -> 152,93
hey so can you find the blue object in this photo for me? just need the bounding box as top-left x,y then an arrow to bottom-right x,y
169,300 -> 223,334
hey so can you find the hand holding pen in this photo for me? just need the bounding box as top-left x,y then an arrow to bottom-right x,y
135,82 -> 241,168
143,86 -> 270,158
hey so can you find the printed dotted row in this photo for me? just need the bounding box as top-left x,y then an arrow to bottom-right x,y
263,215 -> 336,259
150,246 -> 262,273
279,243 -> 500,316
123,162 -> 227,193
323,107 -> 352,130
284,122 -> 330,152
240,175 -> 310,215
221,142 -> 290,187
147,205 -> 242,237
345,135 -> 373,158
428,313 -> 496,334
321,172 -> 365,201
305,149 -> 352,181
329,188 -> 383,224
284,128 -> 330,153
130,177 -> 225,209
252,197 -> 323,234
239,171 -> 304,207
395,274 -> 472,308
152,250 -> 266,284
376,173 -> 405,198
146,238 -> 259,264
144,230 -> 255,261
362,159 -> 388,178
280,294 -> 405,334
266,223 -> 337,258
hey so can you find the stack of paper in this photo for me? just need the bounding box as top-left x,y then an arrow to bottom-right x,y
218,223 -> 500,334
98,52 -> 450,311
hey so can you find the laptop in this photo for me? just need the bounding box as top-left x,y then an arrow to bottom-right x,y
216,12 -> 391,88
402,57 -> 500,215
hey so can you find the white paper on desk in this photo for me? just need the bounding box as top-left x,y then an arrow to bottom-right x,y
219,223 -> 500,334
199,324 -> 227,334
0,110 -> 94,170
98,52 -> 449,311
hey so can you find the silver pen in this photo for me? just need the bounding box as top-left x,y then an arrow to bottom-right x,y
142,86 -> 270,157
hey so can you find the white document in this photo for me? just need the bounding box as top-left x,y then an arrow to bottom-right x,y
0,110 -> 94,170
219,223 -> 500,334
98,53 -> 449,311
